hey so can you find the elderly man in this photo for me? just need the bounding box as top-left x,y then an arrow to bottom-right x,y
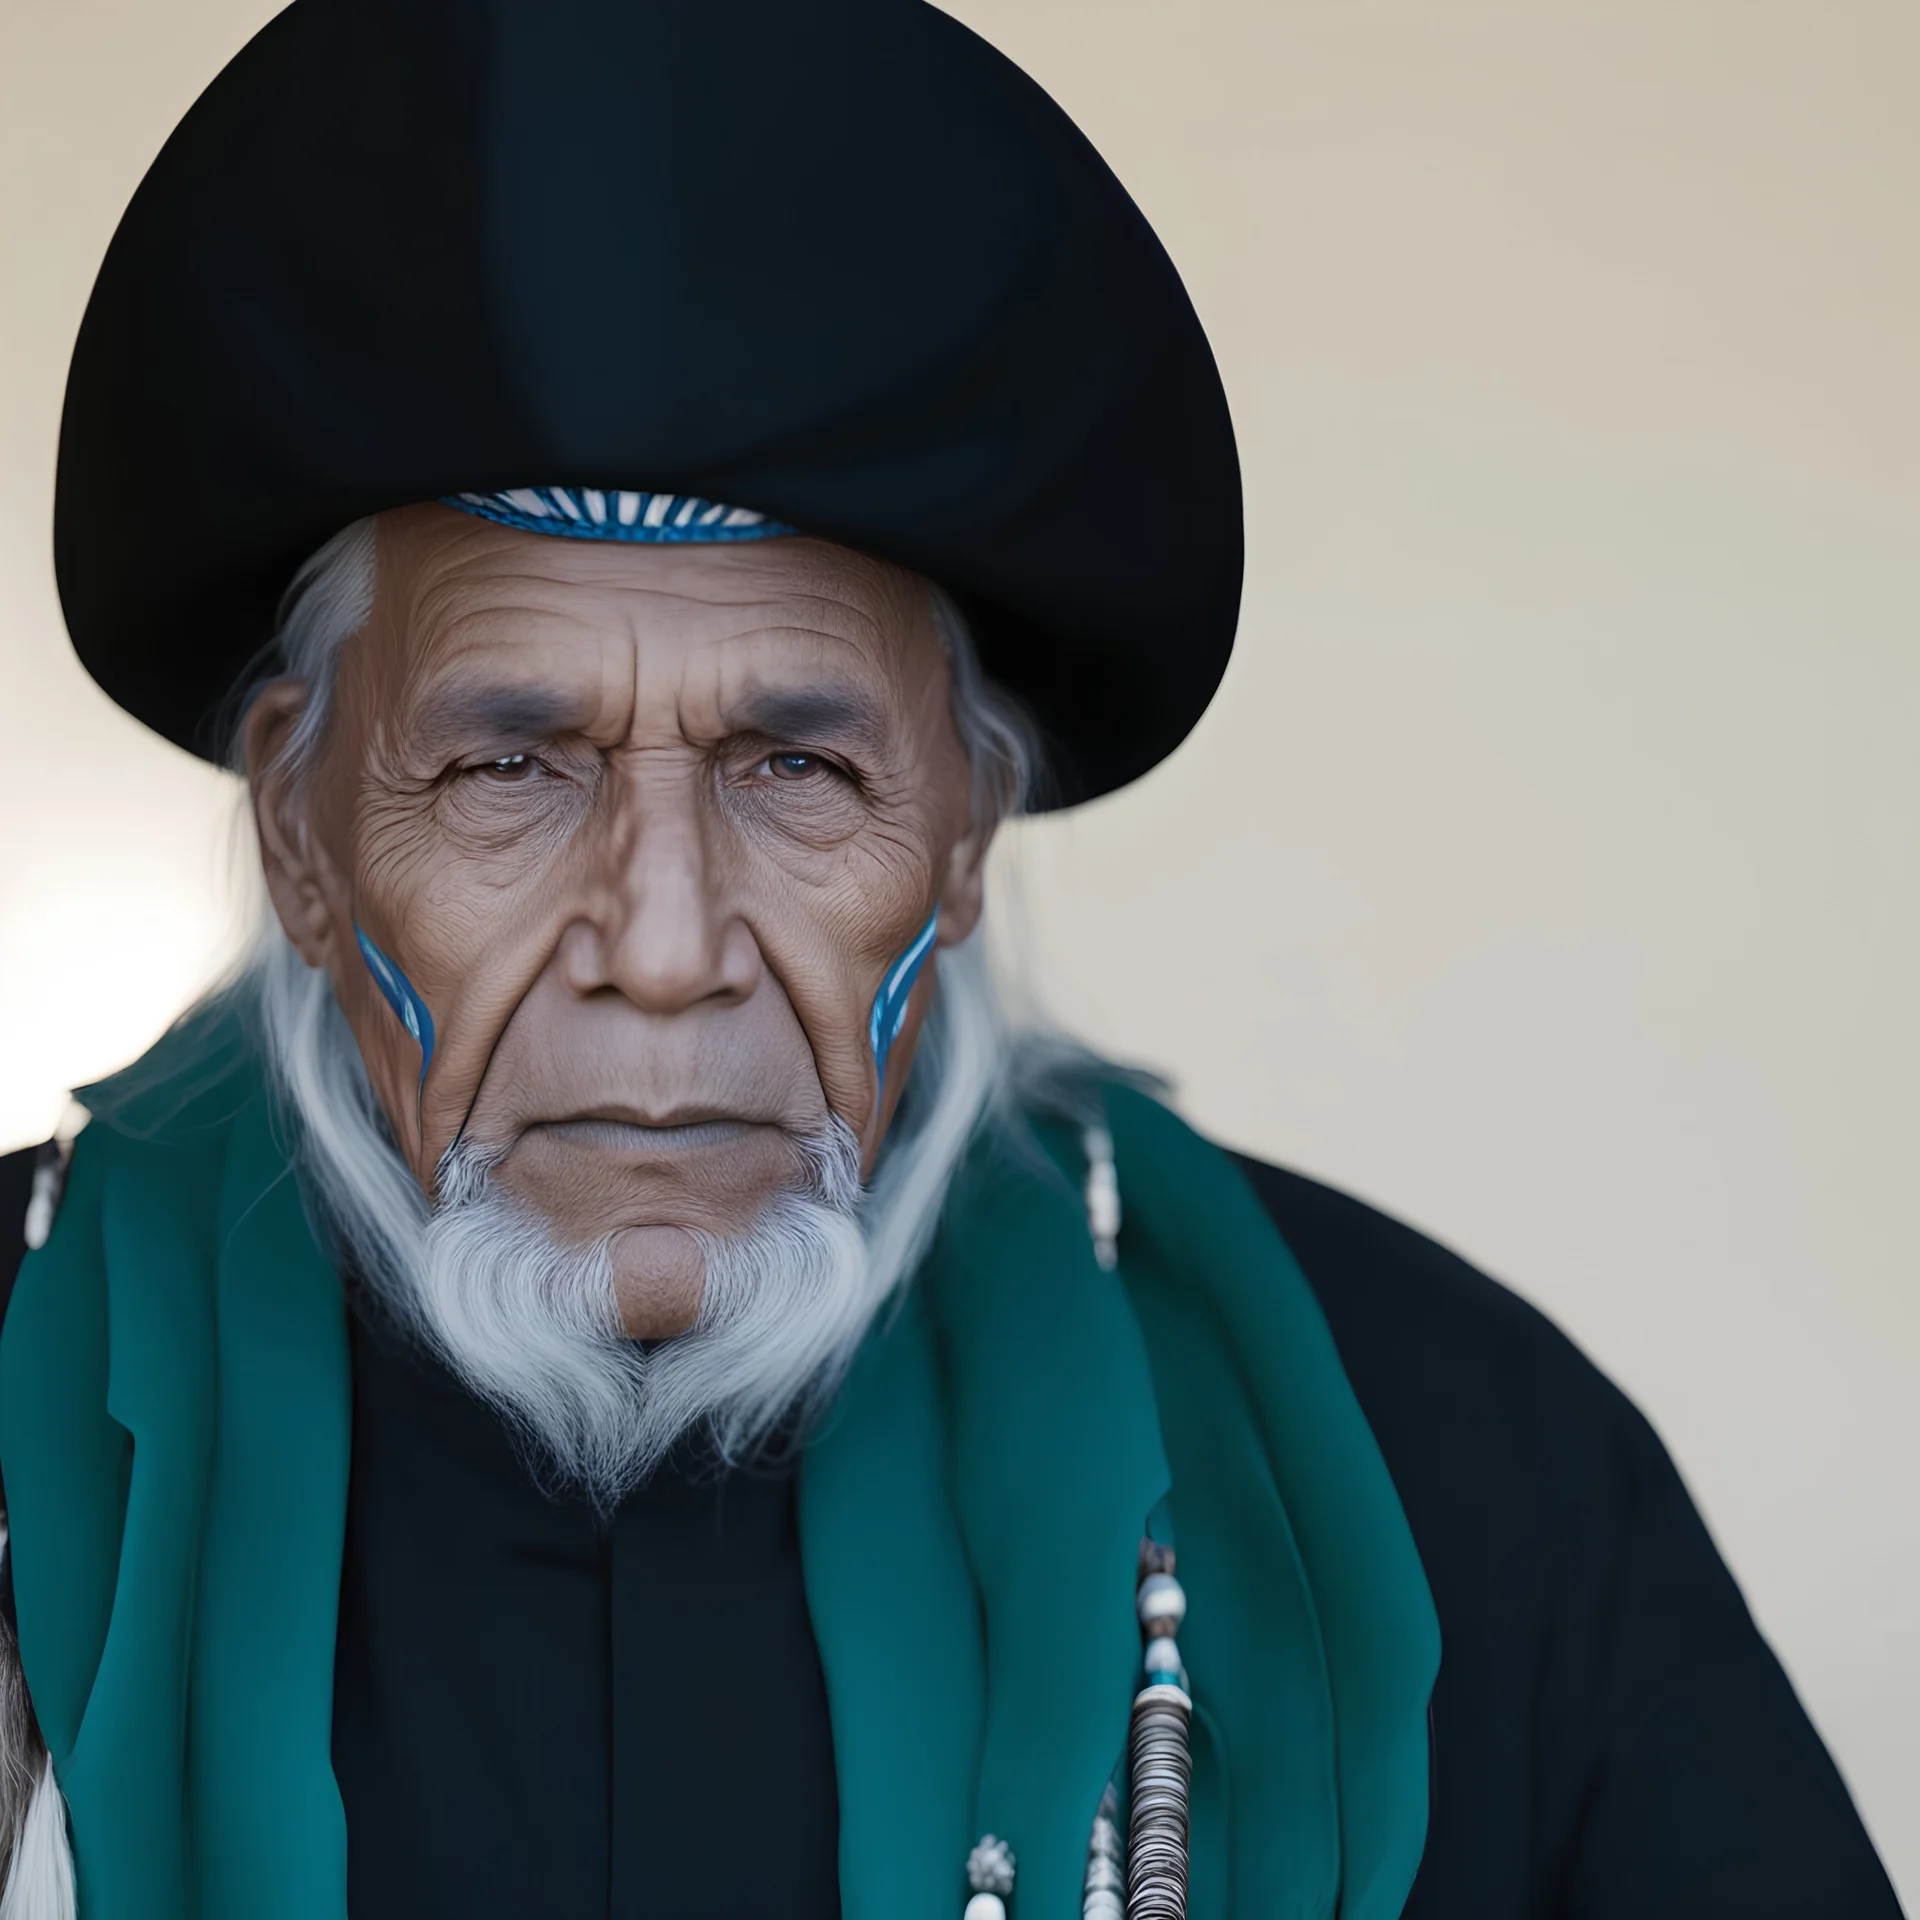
0,2 -> 1900,1917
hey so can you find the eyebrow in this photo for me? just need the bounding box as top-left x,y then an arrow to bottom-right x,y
727,683 -> 893,757
405,683 -> 581,751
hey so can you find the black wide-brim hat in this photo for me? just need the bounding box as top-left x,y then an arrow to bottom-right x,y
54,0 -> 1241,805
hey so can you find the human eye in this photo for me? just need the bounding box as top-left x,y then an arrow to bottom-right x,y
757,750 -> 837,781
467,751 -> 548,784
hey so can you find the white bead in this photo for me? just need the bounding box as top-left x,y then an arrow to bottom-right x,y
1082,1892 -> 1125,1920
22,1174 -> 54,1252
23,1138 -> 74,1253
1143,1635 -> 1182,1676
964,1896 -> 1007,1920
1087,1167 -> 1120,1238
1137,1571 -> 1187,1627
1084,1854 -> 1125,1892
1084,1128 -> 1122,1267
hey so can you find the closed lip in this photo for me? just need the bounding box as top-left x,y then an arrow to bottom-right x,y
527,1110 -> 769,1152
537,1102 -> 757,1130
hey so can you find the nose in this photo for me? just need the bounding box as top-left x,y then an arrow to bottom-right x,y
563,776 -> 758,1015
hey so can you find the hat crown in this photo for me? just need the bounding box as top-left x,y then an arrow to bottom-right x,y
56,0 -> 1241,801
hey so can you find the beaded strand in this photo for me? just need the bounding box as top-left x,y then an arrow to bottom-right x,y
1125,1543 -> 1194,1919
1080,1782 -> 1126,1919
964,1129 -> 1199,1920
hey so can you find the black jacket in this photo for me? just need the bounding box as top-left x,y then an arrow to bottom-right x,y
0,1141 -> 1900,1917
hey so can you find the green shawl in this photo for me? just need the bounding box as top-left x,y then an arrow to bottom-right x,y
0,1021 -> 1438,1918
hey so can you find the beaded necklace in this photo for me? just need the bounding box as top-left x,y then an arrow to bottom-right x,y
957,1129 -> 1196,1920
959,1545 -> 1195,1920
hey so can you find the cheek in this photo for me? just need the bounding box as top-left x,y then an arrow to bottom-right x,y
758,882 -> 945,1147
731,790 -> 961,1141
341,842 -> 601,1183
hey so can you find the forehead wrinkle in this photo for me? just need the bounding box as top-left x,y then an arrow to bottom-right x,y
388,618 -> 626,747
377,540 -> 940,761
593,559 -> 931,653
405,539 -> 927,667
627,599 -> 907,672
696,609 -> 936,710
414,594 -> 630,660
761,588 -> 939,665
686,628 -> 906,740
705,620 -> 895,662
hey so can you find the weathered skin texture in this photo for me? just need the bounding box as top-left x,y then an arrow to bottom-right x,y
247,504 -> 989,1336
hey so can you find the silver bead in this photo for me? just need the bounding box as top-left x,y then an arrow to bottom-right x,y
1127,1681 -> 1194,1920
1137,1572 -> 1187,1629
966,1834 -> 1017,1897
964,1896 -> 1007,1920
1135,1679 -> 1193,1712
1142,1635 -> 1182,1678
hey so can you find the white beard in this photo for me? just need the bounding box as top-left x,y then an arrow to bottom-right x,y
378,1121 -> 870,1508
236,914 -> 1032,1514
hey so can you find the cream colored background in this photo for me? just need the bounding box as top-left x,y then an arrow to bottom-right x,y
2,0 -> 1915,1894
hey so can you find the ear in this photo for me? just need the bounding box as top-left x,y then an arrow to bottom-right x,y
935,813 -> 995,947
245,680 -> 342,970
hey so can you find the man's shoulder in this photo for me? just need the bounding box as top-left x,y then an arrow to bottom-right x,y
1233,1150 -> 1624,1402
1231,1152 -> 1904,1915
1235,1152 -> 1568,1344
1228,1150 -> 1673,1552
1230,1149 -> 1681,1856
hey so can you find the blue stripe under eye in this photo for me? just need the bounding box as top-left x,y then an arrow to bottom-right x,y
355,924 -> 436,1085
869,910 -> 939,1096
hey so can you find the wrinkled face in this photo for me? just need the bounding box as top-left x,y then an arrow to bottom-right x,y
250,505 -> 986,1337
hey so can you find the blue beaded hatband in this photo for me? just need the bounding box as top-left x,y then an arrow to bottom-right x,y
445,487 -> 797,542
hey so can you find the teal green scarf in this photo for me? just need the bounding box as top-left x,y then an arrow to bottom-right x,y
0,1022 -> 1438,1918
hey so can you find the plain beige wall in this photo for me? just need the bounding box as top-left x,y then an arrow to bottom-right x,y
3,0 -> 1915,1893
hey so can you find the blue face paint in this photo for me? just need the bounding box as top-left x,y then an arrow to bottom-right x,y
869,909 -> 940,1096
354,924 -> 436,1085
